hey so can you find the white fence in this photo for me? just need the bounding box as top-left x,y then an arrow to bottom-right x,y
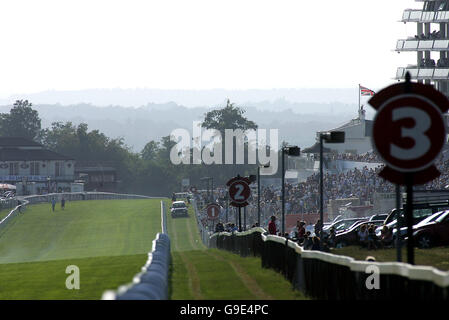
210,228 -> 449,299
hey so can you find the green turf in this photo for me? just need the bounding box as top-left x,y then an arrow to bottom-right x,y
0,207 -> 14,221
167,200 -> 307,300
0,254 -> 147,299
331,245 -> 449,271
0,198 -> 162,299
0,199 -> 161,264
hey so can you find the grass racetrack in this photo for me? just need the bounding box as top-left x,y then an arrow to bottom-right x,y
167,200 -> 306,300
0,198 -> 162,299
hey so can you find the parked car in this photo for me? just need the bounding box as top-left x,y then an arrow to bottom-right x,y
322,217 -> 368,235
413,210 -> 449,248
377,207 -> 438,237
334,220 -> 385,247
383,210 -> 448,240
369,213 -> 388,222
170,201 -> 189,218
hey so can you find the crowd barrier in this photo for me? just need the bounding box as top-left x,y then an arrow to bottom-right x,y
102,200 -> 171,300
210,229 -> 449,300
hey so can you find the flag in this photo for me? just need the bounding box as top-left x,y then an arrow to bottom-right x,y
360,85 -> 375,96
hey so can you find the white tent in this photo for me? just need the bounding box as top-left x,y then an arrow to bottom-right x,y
0,183 -> 16,190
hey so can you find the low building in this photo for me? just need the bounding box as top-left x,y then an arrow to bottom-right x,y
74,161 -> 118,192
318,108 -> 373,155
0,137 -> 75,195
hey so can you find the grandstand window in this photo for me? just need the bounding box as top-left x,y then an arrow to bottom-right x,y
55,162 -> 65,177
9,162 -> 18,175
30,162 -> 40,175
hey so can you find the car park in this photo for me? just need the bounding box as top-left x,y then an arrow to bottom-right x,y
376,190 -> 449,238
334,220 -> 385,247
413,210 -> 449,248
386,210 -> 448,240
322,217 -> 368,235
170,201 -> 189,218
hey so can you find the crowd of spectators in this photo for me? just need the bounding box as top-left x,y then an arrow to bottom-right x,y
330,152 -> 382,163
419,58 -> 436,68
199,149 -> 449,239
414,30 -> 441,40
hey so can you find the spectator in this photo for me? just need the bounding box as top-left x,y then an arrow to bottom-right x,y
315,219 -> 323,237
215,221 -> 224,233
367,225 -> 378,250
268,216 -> 277,235
358,224 -> 369,247
303,231 -> 313,249
297,221 -> 306,242
380,225 -> 393,248
328,226 -> 336,248
311,236 -> 321,250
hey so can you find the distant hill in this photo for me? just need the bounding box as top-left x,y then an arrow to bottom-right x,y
0,88 -> 365,108
0,98 -> 369,153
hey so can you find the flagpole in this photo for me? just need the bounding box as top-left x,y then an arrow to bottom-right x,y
358,84 -> 361,111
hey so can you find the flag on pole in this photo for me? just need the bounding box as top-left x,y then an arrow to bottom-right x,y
360,85 -> 375,96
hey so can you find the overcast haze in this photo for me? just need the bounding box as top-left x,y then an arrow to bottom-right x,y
0,0 -> 417,103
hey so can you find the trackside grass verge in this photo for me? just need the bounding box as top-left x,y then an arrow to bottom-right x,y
167,199 -> 307,300
331,245 -> 449,271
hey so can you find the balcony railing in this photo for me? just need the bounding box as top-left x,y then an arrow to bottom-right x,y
402,9 -> 449,22
0,175 -> 75,182
396,39 -> 449,51
396,67 -> 449,80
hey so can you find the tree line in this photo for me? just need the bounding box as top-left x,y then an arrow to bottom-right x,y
0,100 -> 285,196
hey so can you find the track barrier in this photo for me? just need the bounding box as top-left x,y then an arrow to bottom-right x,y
209,228 -> 449,300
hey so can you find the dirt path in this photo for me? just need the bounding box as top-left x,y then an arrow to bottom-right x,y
205,250 -> 273,300
177,251 -> 204,300
167,206 -> 204,299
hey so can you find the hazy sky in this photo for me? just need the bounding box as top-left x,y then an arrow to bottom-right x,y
0,0 -> 419,98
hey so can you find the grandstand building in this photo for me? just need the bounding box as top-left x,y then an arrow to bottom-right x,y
396,0 -> 449,96
0,137 -> 75,195
318,107 -> 373,155
396,0 -> 449,136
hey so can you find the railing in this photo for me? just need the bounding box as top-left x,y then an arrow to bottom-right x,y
396,67 -> 449,80
102,200 -> 170,300
396,39 -> 449,51
193,199 -> 212,247
209,229 -> 449,300
402,9 -> 449,23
